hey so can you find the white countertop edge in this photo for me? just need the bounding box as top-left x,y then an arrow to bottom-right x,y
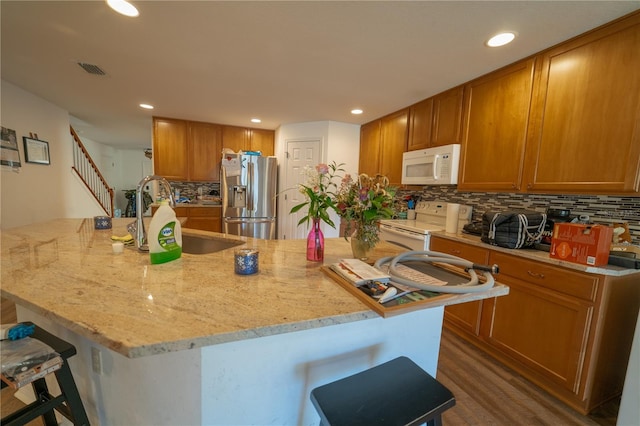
126,311 -> 377,358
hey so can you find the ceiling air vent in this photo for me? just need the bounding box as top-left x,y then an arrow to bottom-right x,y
77,62 -> 106,75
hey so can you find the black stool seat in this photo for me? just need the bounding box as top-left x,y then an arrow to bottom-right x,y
310,356 -> 455,426
1,322 -> 90,426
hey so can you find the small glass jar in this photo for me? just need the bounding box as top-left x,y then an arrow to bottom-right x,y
234,249 -> 259,275
94,216 -> 112,229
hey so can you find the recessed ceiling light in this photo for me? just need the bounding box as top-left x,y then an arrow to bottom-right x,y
486,32 -> 516,47
106,0 -> 139,17
251,118 -> 262,123
139,103 -> 154,110
351,109 -> 363,115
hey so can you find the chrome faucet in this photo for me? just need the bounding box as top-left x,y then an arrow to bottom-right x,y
128,175 -> 175,251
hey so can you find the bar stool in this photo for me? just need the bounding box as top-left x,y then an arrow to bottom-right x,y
310,356 -> 455,426
1,323 -> 90,426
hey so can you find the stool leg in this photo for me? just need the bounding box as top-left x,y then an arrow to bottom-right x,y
426,414 -> 443,426
54,362 -> 90,426
31,378 -> 58,426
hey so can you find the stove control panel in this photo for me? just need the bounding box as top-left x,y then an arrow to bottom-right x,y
414,201 -> 472,227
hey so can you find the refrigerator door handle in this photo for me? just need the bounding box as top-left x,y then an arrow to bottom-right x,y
247,161 -> 254,212
224,218 -> 274,224
220,165 -> 227,208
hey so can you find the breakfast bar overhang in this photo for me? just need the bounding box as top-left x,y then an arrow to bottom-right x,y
1,219 -> 507,425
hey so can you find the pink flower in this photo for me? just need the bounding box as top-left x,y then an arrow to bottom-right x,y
316,163 -> 329,175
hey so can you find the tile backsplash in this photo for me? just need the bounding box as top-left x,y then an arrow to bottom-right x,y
168,181 -> 639,245
397,186 -> 640,245
170,182 -> 220,199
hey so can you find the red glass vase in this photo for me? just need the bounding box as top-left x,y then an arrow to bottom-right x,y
307,218 -> 324,262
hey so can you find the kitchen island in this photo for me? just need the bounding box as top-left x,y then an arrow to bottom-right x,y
1,218 -> 507,425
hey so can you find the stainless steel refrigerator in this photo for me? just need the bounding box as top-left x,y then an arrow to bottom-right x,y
221,153 -> 277,239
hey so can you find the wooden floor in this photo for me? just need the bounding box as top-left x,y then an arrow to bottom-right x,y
0,300 -> 618,425
438,327 -> 618,426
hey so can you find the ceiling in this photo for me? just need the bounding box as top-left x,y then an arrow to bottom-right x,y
2,1 -> 639,149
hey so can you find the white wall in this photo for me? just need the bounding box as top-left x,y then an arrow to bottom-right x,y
1,80 -> 153,228
0,80 -> 103,228
617,312 -> 640,426
326,121 -> 361,178
275,121 -> 360,239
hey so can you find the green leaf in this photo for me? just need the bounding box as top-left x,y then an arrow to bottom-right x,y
290,202 -> 308,213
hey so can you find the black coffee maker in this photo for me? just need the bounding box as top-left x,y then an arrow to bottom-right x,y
540,208 -> 575,245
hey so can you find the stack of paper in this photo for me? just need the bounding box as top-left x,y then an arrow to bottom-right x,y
329,259 -> 390,286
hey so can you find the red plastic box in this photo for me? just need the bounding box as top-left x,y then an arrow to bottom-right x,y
550,223 -> 613,266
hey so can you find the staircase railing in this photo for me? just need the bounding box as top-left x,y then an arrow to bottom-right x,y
70,126 -> 114,217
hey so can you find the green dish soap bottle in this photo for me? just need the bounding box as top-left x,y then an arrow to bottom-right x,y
148,200 -> 182,264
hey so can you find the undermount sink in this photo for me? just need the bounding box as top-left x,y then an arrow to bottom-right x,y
181,234 -> 244,255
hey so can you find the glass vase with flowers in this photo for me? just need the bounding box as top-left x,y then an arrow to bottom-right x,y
290,162 -> 344,261
333,173 -> 396,260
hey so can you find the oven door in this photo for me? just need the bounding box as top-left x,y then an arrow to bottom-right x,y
379,224 -> 429,251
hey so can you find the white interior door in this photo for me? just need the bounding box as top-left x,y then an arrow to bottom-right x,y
281,139 -> 321,240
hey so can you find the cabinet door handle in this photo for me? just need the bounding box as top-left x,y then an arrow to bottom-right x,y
527,270 -> 545,279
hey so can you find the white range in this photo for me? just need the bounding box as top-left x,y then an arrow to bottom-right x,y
379,201 -> 473,251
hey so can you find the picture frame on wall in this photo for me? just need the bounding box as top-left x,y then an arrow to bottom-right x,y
1,126 -> 21,167
23,136 -> 50,165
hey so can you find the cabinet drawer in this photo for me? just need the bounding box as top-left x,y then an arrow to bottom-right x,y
188,207 -> 221,217
490,252 -> 598,301
185,218 -> 221,232
430,237 -> 490,264
153,206 -> 189,217
173,207 -> 189,217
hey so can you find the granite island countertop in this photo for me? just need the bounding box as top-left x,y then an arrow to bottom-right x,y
1,218 -> 507,359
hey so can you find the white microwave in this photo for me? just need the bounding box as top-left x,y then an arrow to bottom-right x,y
401,144 -> 461,185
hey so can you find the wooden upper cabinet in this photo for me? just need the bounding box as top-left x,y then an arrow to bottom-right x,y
431,86 -> 464,147
524,13 -> 640,194
358,120 -> 381,177
154,118 -> 223,182
458,59 -> 536,192
250,129 -> 275,156
407,86 -> 463,151
407,98 -> 433,151
222,126 -> 249,153
359,109 -> 408,185
222,125 -> 275,156
153,118 -> 188,180
188,122 -> 222,181
380,109 -> 409,185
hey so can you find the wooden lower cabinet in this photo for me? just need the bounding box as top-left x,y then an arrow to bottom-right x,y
480,278 -> 592,393
152,206 -> 221,233
432,236 -> 640,414
185,207 -> 221,232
